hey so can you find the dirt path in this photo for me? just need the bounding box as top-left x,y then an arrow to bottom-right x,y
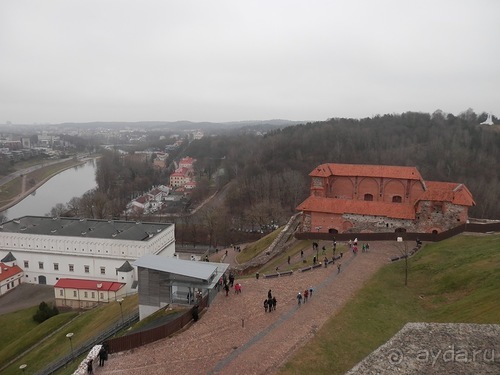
97,243 -> 399,375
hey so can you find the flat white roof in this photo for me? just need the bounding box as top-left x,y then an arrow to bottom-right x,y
134,254 -> 229,282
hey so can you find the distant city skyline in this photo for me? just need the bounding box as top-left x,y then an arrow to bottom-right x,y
1,1 -> 499,124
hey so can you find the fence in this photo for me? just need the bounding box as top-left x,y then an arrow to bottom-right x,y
105,294 -> 209,354
36,311 -> 138,375
294,222 -> 500,243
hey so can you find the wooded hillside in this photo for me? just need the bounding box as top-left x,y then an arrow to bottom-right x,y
185,110 -> 500,222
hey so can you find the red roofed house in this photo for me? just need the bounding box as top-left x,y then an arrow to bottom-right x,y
0,261 -> 23,296
54,278 -> 126,309
169,167 -> 194,188
169,157 -> 196,189
179,157 -> 196,169
297,163 -> 475,234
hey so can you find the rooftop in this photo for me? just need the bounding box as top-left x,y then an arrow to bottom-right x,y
54,278 -> 125,292
134,254 -> 229,282
0,262 -> 23,282
310,163 -> 423,181
0,216 -> 173,241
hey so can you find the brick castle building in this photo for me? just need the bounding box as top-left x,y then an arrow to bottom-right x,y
297,163 -> 475,234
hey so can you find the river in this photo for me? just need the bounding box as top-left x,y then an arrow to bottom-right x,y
3,160 -> 98,220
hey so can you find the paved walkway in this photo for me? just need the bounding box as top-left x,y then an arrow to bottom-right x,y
97,243 -> 399,375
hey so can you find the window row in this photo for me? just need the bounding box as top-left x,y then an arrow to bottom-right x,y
363,194 -> 403,202
24,261 -> 106,274
59,289 -> 105,299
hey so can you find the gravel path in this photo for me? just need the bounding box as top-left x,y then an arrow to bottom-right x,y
97,242 -> 399,375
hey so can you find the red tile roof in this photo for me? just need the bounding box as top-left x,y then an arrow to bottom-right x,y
180,157 -> 195,164
171,167 -> 190,177
0,262 -> 23,282
422,181 -> 475,206
54,278 -> 125,292
310,163 -> 423,180
297,196 -> 416,219
135,195 -> 148,204
149,188 -> 162,196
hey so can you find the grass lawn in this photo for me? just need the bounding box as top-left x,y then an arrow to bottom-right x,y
278,234 -> 500,375
0,307 -> 78,369
236,228 -> 283,264
0,295 -> 138,375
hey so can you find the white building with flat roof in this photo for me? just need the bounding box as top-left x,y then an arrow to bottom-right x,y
0,216 -> 175,294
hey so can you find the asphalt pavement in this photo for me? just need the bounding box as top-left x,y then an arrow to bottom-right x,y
0,283 -> 55,315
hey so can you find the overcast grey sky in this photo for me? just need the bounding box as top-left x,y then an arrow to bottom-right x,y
1,0 -> 498,124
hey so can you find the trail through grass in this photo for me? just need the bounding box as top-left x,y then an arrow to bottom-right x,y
278,234 -> 500,375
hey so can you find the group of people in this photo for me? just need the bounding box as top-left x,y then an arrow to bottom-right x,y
220,271 -> 241,296
263,289 -> 277,312
296,286 -> 314,305
86,345 -> 108,374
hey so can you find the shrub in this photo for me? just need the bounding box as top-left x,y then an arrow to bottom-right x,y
33,301 -> 59,323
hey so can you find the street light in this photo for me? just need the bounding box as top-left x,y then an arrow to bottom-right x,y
117,298 -> 124,325
19,364 -> 27,374
66,332 -> 74,361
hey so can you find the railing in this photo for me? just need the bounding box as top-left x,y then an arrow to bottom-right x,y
35,311 -> 138,375
105,294 -> 209,354
294,222 -> 500,242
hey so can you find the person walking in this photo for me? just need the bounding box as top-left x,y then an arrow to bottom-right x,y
192,304 -> 199,322
87,359 -> 94,374
272,296 -> 277,311
268,289 -> 272,299
268,297 -> 273,312
303,289 -> 309,303
309,286 -> 314,297
296,292 -> 302,305
337,263 -> 342,274
264,298 -> 269,313
224,283 -> 230,296
98,346 -> 107,367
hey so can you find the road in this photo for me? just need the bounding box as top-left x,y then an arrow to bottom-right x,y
0,284 -> 54,315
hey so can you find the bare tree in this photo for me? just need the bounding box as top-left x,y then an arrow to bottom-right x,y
66,197 -> 81,217
49,203 -> 67,217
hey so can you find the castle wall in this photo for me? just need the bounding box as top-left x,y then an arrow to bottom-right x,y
357,177 -> 379,200
382,179 -> 406,202
305,201 -> 468,234
329,177 -> 354,199
415,201 -> 468,232
300,164 -> 471,234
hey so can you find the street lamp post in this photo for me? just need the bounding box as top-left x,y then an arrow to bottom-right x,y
19,364 -> 27,374
117,298 -> 124,325
66,332 -> 74,361
397,236 -> 409,286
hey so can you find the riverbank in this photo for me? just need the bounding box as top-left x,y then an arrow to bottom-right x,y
0,158 -> 94,214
